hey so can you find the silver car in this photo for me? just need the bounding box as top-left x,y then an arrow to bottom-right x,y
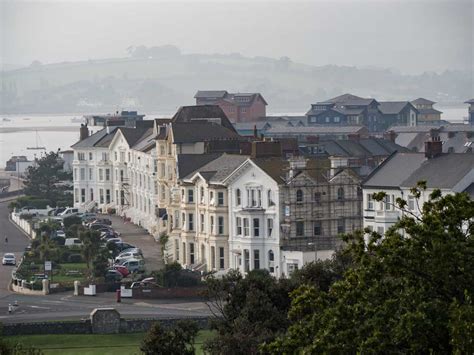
2,253 -> 16,266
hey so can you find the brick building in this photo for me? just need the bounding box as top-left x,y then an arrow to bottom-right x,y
194,90 -> 267,123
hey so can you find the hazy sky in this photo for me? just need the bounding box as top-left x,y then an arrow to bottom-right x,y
1,0 -> 472,74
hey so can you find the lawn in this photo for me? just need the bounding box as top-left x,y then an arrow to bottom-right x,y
8,330 -> 214,355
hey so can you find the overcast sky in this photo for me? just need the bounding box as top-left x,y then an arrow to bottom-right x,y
1,0 -> 472,74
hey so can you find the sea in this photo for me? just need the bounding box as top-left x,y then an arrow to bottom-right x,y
0,106 -> 470,167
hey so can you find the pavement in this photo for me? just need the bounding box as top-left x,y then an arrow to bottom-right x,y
0,201 -> 212,324
104,213 -> 164,272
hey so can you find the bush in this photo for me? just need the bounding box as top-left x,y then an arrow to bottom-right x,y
59,249 -> 72,263
63,215 -> 82,230
16,196 -> 52,209
51,236 -> 65,246
67,254 -> 83,263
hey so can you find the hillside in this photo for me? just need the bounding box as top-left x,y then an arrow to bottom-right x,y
1,51 -> 472,114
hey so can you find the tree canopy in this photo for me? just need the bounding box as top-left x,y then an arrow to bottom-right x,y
264,187 -> 474,354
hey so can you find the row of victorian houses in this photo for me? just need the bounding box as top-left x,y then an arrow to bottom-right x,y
71,105 -> 363,277
71,104 -> 474,278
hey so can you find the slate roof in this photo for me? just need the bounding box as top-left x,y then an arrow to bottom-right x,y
71,127 -> 119,149
233,122 -> 271,131
412,98 -> 435,105
363,152 -> 426,188
131,128 -> 155,152
171,122 -> 241,143
184,154 -> 248,183
465,99 -> 474,104
402,153 -> 474,189
176,154 -> 222,179
327,93 -> 377,106
194,91 -> 228,99
378,101 -> 414,115
266,125 -> 367,135
463,183 -> 474,198
119,127 -> 150,147
364,152 -> 474,190
314,138 -> 407,158
171,105 -> 236,133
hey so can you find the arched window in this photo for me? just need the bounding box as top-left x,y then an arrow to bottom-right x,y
236,189 -> 241,205
337,187 -> 344,200
296,189 -> 304,202
268,250 -> 275,273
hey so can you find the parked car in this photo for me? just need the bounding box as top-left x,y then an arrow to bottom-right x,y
93,218 -> 112,226
55,230 -> 66,238
2,253 -> 16,266
110,265 -> 130,277
105,269 -> 123,282
119,247 -> 143,256
106,238 -> 123,244
100,231 -> 120,240
118,259 -> 145,273
115,243 -> 137,253
65,238 -> 83,247
59,208 -> 80,217
81,213 -> 97,221
89,224 -> 113,231
130,277 -> 159,289
115,252 -> 143,264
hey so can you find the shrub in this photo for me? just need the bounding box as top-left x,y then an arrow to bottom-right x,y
59,249 -> 72,263
67,254 -> 83,263
51,236 -> 65,246
63,215 -> 82,230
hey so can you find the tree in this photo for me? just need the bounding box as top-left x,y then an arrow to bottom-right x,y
78,230 -> 101,270
264,186 -> 474,354
23,151 -> 72,206
63,215 -> 82,230
203,269 -> 293,354
92,249 -> 110,278
140,320 -> 198,355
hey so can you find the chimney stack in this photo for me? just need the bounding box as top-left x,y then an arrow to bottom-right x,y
79,123 -> 89,141
425,129 -> 442,159
383,130 -> 397,143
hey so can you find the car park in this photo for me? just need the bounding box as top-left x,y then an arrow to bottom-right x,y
115,243 -> 137,253
115,252 -> 143,264
2,253 -> 16,266
93,218 -> 112,226
81,213 -> 97,221
59,208 -> 80,217
89,224 -> 113,231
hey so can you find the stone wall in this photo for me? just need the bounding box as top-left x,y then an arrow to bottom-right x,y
2,316 -> 210,336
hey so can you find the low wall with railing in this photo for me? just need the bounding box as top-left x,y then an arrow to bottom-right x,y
10,212 -> 38,239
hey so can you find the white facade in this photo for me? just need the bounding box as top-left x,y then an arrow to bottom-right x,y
72,145 -> 113,212
224,160 -> 282,277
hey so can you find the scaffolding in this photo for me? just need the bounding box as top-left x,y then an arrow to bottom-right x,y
279,157 -> 363,253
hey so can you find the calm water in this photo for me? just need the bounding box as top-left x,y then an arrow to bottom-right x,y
0,106 -> 470,167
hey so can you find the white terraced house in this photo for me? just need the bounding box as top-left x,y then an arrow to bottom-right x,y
71,121 -> 160,235
177,154 -> 248,272
362,142 -> 474,236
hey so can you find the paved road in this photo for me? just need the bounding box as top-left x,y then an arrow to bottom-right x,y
0,201 -> 30,297
0,201 -> 212,323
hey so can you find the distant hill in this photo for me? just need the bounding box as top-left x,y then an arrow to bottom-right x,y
0,50 -> 472,114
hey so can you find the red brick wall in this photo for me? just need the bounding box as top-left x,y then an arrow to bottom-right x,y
239,99 -> 266,122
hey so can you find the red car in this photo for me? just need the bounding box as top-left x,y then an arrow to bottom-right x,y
111,265 -> 130,277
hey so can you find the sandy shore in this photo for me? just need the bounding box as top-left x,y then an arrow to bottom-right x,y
0,126 -> 79,133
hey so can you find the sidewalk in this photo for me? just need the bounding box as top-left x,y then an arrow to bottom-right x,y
103,214 -> 164,273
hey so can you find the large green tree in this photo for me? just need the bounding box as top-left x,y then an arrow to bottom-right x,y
140,320 -> 198,355
23,151 -> 72,206
264,186 -> 474,354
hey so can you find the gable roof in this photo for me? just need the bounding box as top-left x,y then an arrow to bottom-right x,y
171,105 -> 236,132
71,127 -> 119,149
170,122 -> 241,143
363,152 -> 426,188
327,93 -> 377,106
401,153 -> 474,189
118,127 -> 150,147
176,153 -> 222,179
184,154 -> 249,183
412,97 -> 435,105
131,128 -> 155,152
378,101 -> 415,115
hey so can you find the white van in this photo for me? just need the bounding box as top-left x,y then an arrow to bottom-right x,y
65,238 -> 83,247
60,208 -> 80,217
